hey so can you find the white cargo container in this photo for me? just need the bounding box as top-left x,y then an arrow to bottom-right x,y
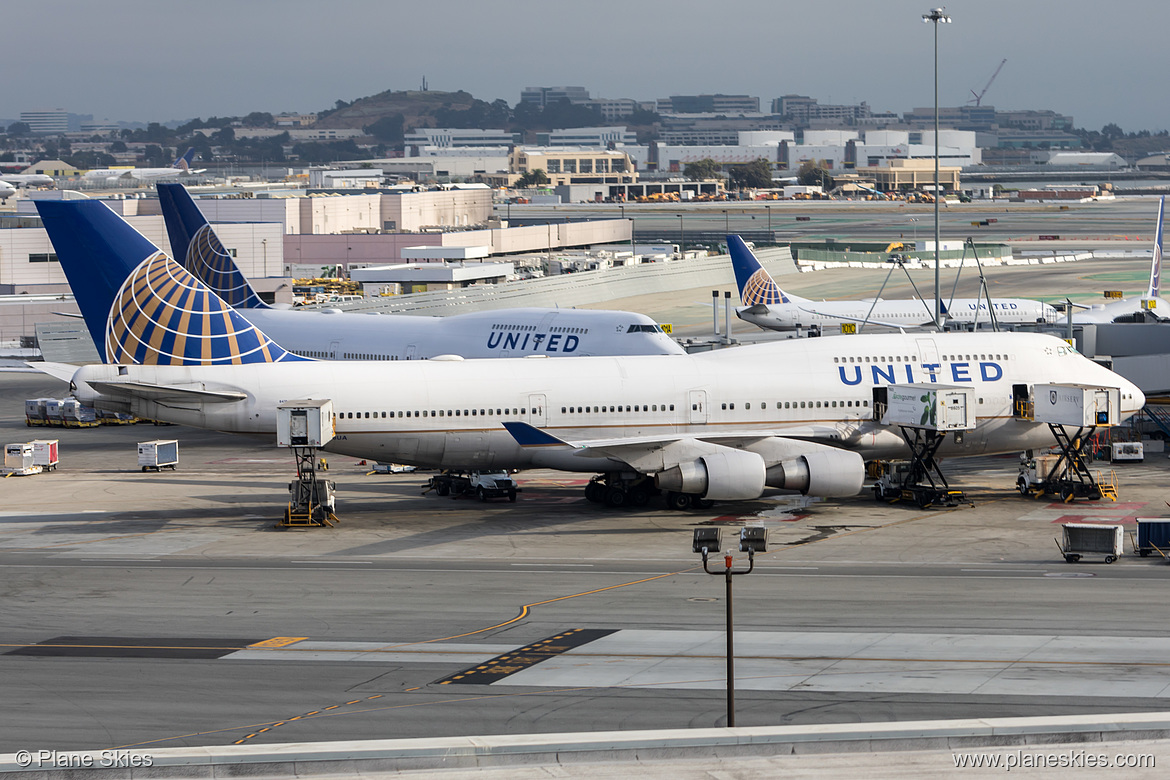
30,439 -> 59,471
881,384 -> 976,431
1110,441 -> 1144,463
277,400 -> 335,448
1032,384 -> 1119,427
138,440 -> 179,471
1058,523 -> 1122,563
4,442 -> 40,475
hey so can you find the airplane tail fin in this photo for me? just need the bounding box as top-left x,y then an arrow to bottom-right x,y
726,234 -> 792,306
157,183 -> 270,309
172,147 -> 196,172
35,200 -> 307,366
1149,196 -> 1164,299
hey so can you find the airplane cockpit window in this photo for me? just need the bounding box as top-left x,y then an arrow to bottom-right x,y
626,324 -> 663,333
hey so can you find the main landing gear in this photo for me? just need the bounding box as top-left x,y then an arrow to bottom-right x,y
583,474 -> 714,511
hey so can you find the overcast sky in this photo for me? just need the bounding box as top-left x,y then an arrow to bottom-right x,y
4,0 -> 1166,133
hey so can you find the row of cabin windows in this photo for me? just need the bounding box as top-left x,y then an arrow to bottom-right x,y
832,353 -> 1011,364
562,404 -> 675,414
720,400 -> 870,410
342,352 -> 403,360
336,408 -> 528,420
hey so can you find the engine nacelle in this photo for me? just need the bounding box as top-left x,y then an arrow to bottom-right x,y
765,448 -> 865,497
656,448 -> 766,500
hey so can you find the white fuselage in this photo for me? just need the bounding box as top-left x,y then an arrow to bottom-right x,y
70,332 -> 1143,472
1062,296 -> 1170,324
738,297 -> 1056,331
241,307 -> 684,359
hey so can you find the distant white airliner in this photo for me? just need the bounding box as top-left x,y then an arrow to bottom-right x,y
83,148 -> 203,184
1063,196 -> 1167,324
0,172 -> 55,187
0,181 -> 15,200
34,199 -> 1144,511
728,235 -> 1058,332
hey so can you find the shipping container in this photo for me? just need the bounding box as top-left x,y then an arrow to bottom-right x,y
277,400 -> 335,448
1058,523 -> 1122,563
138,440 -> 179,471
4,442 -> 40,475
880,384 -> 976,431
1032,384 -> 1119,427
29,439 -> 58,471
1135,519 -> 1170,557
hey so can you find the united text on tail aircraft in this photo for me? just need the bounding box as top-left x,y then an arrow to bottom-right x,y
81,148 -> 204,184
42,190 -> 682,361
728,235 -> 1057,332
36,201 -> 1143,510
1063,196 -> 1168,324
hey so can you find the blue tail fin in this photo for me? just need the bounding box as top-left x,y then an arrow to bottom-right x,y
157,183 -> 270,309
36,199 -> 306,366
172,147 -> 196,171
1149,196 -> 1164,299
727,234 -> 788,306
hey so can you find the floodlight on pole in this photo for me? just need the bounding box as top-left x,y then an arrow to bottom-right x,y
923,7 -> 951,329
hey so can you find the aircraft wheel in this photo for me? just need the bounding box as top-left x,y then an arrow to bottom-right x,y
691,496 -> 714,510
604,487 -> 627,508
665,492 -> 691,511
628,486 -> 650,507
584,482 -> 605,503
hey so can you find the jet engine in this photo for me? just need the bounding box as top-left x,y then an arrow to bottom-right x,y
655,448 -> 766,501
765,449 -> 865,496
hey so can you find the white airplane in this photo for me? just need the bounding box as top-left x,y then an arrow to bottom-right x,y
0,181 -> 15,201
83,148 -> 204,184
34,199 -> 1144,510
728,235 -> 1058,332
1062,196 -> 1167,324
44,194 -> 683,361
0,172 -> 55,187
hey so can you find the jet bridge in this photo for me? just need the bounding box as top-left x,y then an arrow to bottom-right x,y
871,384 -> 976,509
277,400 -> 338,527
1015,384 -> 1119,502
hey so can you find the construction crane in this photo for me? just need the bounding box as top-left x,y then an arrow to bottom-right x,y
968,58 -> 1007,106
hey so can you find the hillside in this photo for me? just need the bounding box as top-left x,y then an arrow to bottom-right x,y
313,90 -> 480,132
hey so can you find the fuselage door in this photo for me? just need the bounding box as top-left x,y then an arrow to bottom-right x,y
406,344 -> 416,361
528,394 -> 547,426
688,390 -> 708,424
915,337 -> 940,382
329,340 -> 340,360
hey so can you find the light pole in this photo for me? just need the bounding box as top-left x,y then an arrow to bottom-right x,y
692,526 -> 767,728
923,6 -> 951,329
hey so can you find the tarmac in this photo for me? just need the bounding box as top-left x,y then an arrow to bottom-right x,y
3,221 -> 1170,776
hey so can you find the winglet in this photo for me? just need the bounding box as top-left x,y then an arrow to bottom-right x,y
727,235 -> 789,305
1149,195 -> 1164,299
502,421 -> 575,448
157,183 -> 270,309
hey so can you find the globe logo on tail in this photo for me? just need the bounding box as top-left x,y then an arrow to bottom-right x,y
105,252 -> 306,365
741,268 -> 787,306
185,224 -> 268,309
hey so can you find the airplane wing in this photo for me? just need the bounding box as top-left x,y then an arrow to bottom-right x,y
504,421 -> 851,466
87,380 -> 248,404
502,422 -> 867,498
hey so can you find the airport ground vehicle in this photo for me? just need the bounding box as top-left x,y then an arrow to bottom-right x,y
426,470 -> 519,502
871,459 -> 965,509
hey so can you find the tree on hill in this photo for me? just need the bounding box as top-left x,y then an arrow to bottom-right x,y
684,158 -> 722,181
364,114 -> 405,144
5,121 -> 30,136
